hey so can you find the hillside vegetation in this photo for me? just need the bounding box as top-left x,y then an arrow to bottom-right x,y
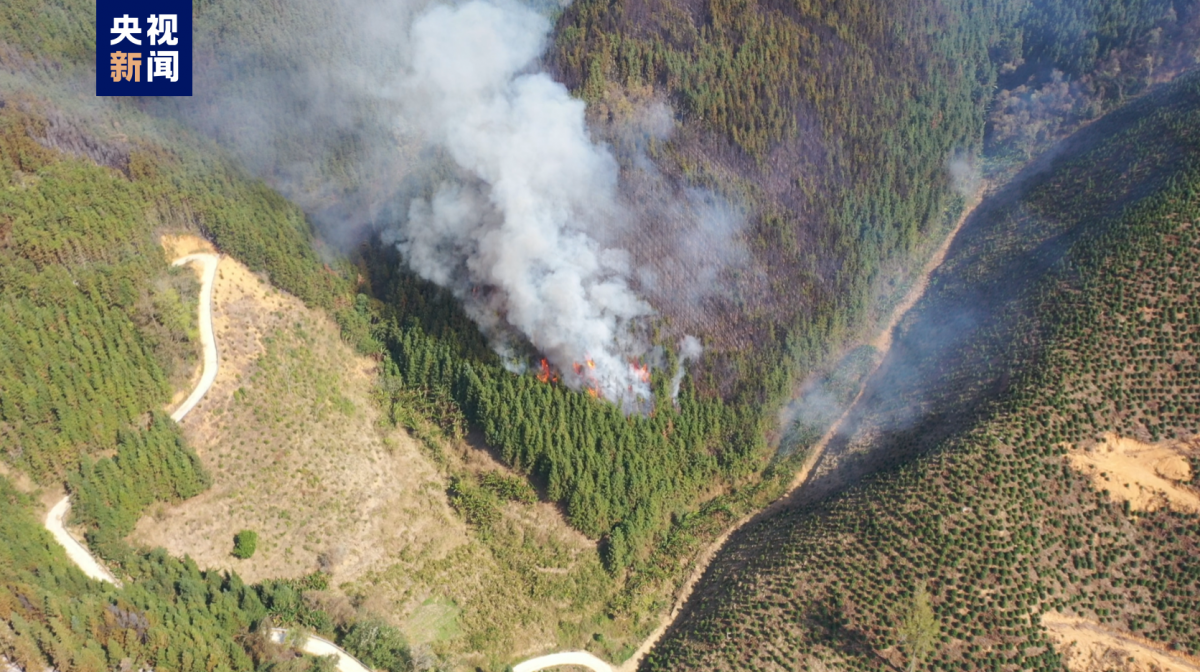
641,70 -> 1200,672
0,94 -> 429,670
355,0 -> 1200,581
552,0 -> 1199,390
2,0 -> 1200,669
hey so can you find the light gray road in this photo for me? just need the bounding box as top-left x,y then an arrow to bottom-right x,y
44,495 -> 119,585
512,651 -> 613,672
42,253 -> 222,589
268,629 -> 373,672
169,253 -> 220,422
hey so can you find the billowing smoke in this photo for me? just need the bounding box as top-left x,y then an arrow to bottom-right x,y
390,0 -> 656,403
149,0 -> 735,406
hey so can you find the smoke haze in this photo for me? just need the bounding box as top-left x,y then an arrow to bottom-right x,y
670,335 -> 704,400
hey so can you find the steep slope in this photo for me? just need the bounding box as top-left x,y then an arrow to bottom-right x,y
0,94 -> 421,672
641,70 -> 1200,672
551,0 -> 1200,397
4,1 -> 1200,670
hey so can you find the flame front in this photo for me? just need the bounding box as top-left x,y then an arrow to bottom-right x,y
536,358 -> 556,383
631,360 -> 650,384
536,354 -> 648,407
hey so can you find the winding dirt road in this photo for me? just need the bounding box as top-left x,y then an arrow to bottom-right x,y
44,496 -> 119,585
42,253 -> 222,590
39,208 -> 979,672
268,629 -> 373,672
511,651 -> 614,672
39,252 -> 372,672
169,254 -> 221,422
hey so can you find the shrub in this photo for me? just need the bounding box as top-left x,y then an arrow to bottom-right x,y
447,476 -> 499,528
479,471 -> 537,504
233,530 -> 259,559
340,617 -> 411,672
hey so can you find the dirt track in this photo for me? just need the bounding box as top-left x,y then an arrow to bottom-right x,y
610,192 -> 984,672
43,496 -> 119,585
268,629 -> 372,672
1044,612 -> 1200,672
39,251 -> 374,672
41,252 -> 221,590
169,254 -> 220,422
512,651 -> 614,672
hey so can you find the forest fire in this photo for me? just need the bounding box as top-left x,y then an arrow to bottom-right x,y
536,358 -> 557,383
536,355 -> 640,402
631,360 -> 650,383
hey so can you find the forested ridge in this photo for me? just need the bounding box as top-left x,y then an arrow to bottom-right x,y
549,0 -> 1199,400
382,321 -> 763,569
642,69 -> 1200,672
360,0 -> 1200,575
1,0 -> 1199,668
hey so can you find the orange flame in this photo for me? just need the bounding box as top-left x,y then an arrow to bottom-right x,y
628,358 -> 651,383
586,358 -> 596,369
537,358 -> 553,383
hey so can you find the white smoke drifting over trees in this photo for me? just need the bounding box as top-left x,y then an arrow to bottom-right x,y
168,0 -> 735,406
391,0 -> 657,403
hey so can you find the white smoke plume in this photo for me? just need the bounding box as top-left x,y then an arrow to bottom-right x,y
391,0 -> 656,404
670,335 -> 704,400
947,149 -> 981,199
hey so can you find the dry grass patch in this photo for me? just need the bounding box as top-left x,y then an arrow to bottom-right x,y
132,249 -> 463,585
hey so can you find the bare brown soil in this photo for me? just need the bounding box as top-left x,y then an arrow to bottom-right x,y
1045,612 -> 1200,672
1068,434 -> 1200,513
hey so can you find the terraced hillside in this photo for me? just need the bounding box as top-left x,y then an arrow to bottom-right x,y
642,71 -> 1200,672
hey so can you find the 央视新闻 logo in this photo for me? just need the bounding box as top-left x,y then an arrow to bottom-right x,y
96,0 -> 192,96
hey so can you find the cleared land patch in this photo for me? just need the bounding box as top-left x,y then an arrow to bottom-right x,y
132,242 -> 459,585
1045,612 -> 1200,672
131,237 -> 611,666
1069,434 -> 1199,514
